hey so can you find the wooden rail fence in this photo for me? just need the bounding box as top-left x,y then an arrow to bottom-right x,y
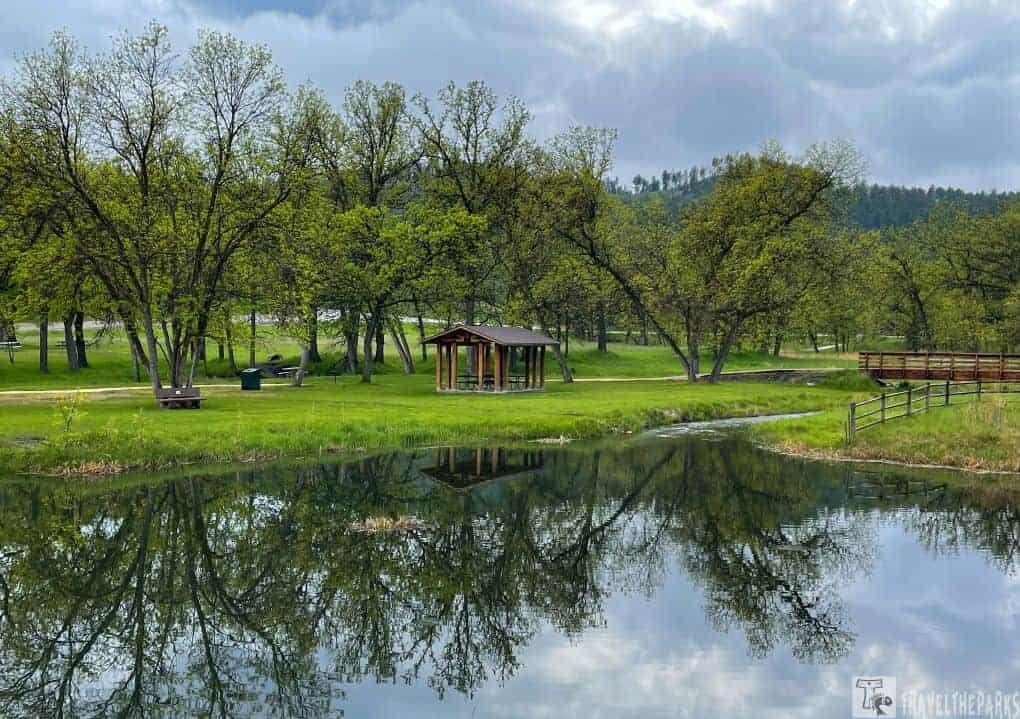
846,380 -> 1020,443
859,351 -> 1020,382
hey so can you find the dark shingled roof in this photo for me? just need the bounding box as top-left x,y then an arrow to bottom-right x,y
422,325 -> 558,347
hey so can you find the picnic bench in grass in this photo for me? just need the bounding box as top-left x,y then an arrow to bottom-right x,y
325,358 -> 347,383
1,340 -> 22,363
155,388 -> 203,409
251,354 -> 287,377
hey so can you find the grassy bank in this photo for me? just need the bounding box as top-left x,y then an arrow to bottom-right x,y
754,394 -> 1020,473
0,374 -> 862,477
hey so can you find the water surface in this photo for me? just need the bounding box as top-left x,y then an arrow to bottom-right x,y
0,435 -> 1017,717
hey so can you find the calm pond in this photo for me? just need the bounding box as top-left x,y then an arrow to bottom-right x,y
1,432 -> 1018,717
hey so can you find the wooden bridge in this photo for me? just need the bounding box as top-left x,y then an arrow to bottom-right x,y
859,351 -> 1020,382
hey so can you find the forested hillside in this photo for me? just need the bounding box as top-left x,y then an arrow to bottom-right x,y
612,169 -> 1018,229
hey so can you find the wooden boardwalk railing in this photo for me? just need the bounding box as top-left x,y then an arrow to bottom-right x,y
859,351 -> 1020,382
846,380 -> 1020,443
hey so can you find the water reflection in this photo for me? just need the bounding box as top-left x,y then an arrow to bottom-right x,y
0,438 -> 1017,717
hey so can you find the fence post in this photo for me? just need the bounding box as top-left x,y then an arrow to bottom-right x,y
881,392 -> 886,424
925,383 -> 931,413
945,380 -> 950,406
906,385 -> 912,416
848,402 -> 856,443
978,380 -> 982,401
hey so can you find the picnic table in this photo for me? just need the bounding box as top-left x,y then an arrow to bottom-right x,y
276,366 -> 302,379
155,388 -> 203,409
457,373 -> 498,391
0,340 -> 22,363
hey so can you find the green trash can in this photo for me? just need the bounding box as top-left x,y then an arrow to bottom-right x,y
241,367 -> 261,391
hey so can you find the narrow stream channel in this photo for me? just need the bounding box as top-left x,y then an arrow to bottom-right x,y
0,431 -> 1016,717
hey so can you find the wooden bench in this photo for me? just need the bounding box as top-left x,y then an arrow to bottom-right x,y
155,388 -> 203,409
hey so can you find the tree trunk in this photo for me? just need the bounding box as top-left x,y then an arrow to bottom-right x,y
125,326 -> 147,383
345,327 -> 359,373
541,322 -> 572,383
708,322 -> 743,383
139,307 -> 164,395
361,314 -> 377,384
415,301 -> 428,362
809,330 -> 819,352
130,340 -> 142,382
225,321 -> 237,374
772,334 -> 782,357
596,303 -> 608,352
685,344 -> 700,383
73,311 -> 88,368
388,318 -> 415,374
186,336 -> 202,388
249,309 -> 257,368
308,310 -> 321,363
549,341 -> 572,383
374,322 -> 384,364
292,347 -> 310,387
62,314 -> 79,372
39,315 -> 49,373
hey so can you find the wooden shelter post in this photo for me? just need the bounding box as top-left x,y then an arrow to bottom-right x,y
450,342 -> 458,389
493,343 -> 503,391
476,343 -> 484,387
540,346 -> 546,387
436,343 -> 444,389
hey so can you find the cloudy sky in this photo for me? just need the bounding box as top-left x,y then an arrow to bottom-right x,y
1,0 -> 1018,190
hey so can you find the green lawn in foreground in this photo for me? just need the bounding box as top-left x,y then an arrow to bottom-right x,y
1,326 -> 854,392
753,394 -> 1020,473
0,374 -> 861,476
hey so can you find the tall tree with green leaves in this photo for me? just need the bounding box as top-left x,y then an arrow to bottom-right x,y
334,204 -> 484,383
2,23 -> 306,395
414,81 -> 533,332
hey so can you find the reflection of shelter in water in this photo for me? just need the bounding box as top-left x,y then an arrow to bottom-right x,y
420,447 -> 545,490
846,470 -> 946,502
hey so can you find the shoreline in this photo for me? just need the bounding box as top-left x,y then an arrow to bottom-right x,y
0,379 -> 854,480
3,374 -> 1013,482
754,441 -> 1020,477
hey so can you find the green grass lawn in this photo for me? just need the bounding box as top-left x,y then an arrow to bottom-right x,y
0,373 -> 863,477
559,340 -> 852,377
753,393 -> 1020,473
1,326 -> 854,391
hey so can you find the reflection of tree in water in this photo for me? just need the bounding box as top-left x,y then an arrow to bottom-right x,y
665,443 -> 876,662
892,475 -> 1020,574
1,441 -> 1017,716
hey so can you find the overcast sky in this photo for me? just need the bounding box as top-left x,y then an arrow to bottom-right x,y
1,0 -> 1018,191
